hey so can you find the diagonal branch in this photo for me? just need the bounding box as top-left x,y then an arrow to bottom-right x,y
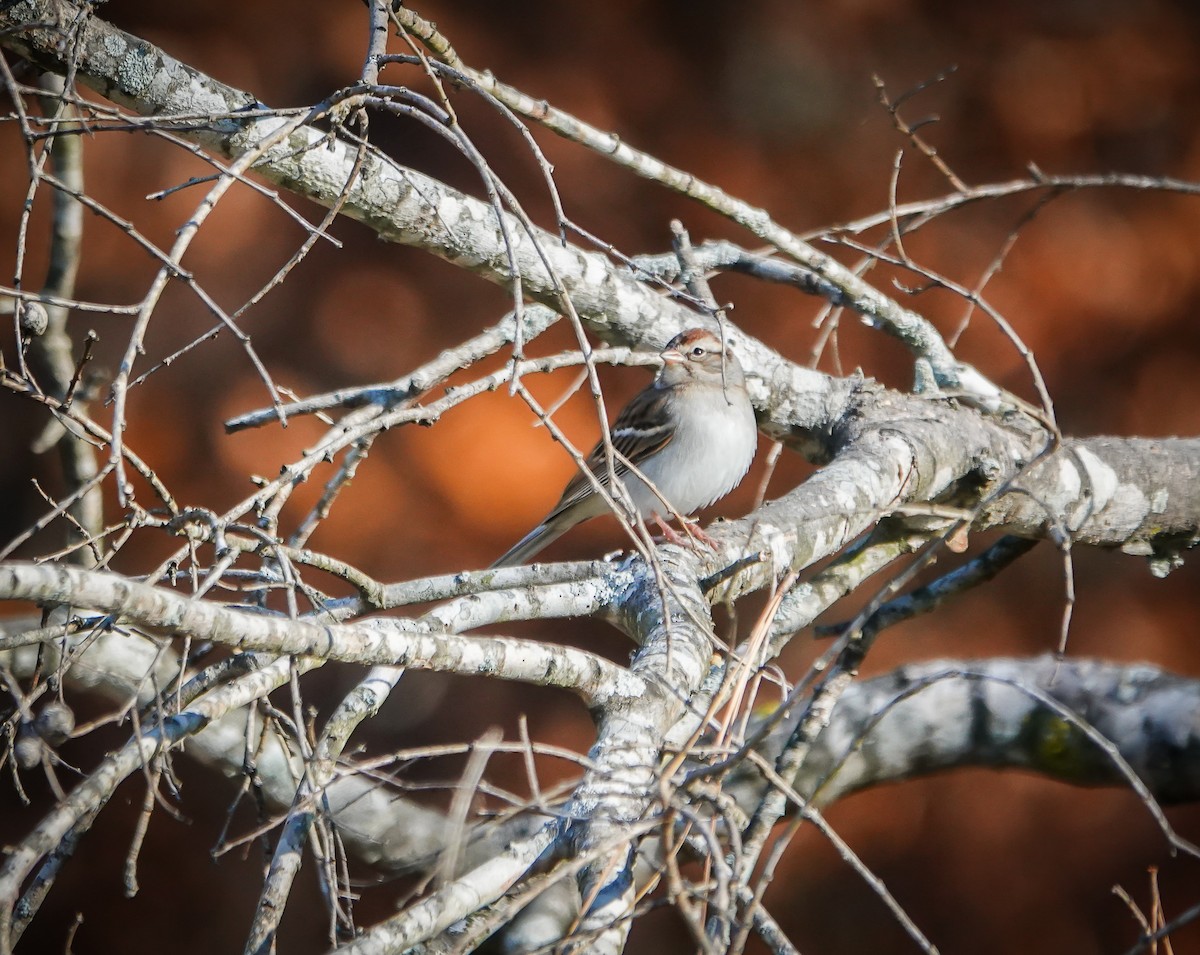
0,0 -> 842,449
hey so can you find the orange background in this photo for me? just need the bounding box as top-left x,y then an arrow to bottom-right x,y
2,1 -> 1200,952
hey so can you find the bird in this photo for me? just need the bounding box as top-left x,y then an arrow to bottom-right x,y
492,328 -> 758,567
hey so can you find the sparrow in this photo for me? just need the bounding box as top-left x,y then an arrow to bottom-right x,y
492,328 -> 758,567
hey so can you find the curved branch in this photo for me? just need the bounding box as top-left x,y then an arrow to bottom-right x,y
727,655 -> 1200,808
0,563 -> 641,706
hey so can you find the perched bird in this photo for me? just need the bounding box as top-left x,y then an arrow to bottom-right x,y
492,328 -> 758,567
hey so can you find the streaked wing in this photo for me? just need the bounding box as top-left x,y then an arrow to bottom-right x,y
549,386 -> 676,515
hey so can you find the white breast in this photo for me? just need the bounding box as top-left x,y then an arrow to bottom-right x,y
622,384 -> 757,517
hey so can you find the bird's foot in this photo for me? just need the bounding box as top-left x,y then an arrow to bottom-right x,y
681,517 -> 720,550
650,512 -> 686,545
651,513 -> 718,551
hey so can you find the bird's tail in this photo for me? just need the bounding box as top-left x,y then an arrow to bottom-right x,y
489,518 -> 567,568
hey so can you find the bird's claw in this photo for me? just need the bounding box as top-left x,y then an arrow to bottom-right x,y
651,513 -> 719,551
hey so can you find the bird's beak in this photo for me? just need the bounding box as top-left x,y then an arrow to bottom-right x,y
661,347 -> 685,365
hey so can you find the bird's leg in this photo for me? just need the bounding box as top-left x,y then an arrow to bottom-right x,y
650,513 -> 719,551
651,512 -> 687,545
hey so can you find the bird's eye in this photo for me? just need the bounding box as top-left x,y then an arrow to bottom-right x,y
690,345 -> 706,358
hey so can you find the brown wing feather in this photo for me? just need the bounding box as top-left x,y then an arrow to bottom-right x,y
547,386 -> 676,518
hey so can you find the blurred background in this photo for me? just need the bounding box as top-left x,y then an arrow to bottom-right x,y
2,0 -> 1200,951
